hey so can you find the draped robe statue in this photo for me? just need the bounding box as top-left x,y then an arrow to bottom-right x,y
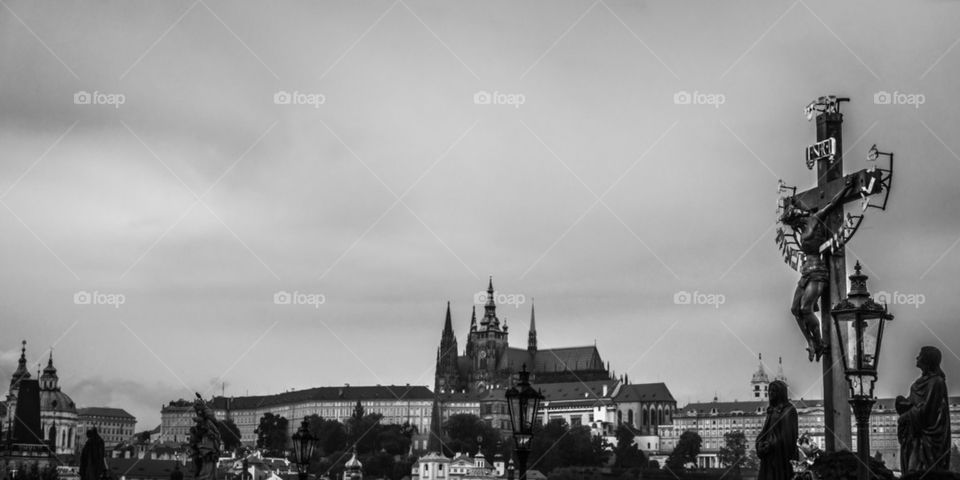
190,395 -> 222,480
79,428 -> 106,480
897,346 -> 951,474
756,380 -> 798,480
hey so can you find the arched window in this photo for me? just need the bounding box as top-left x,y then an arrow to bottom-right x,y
48,425 -> 57,447
628,409 -> 634,426
617,411 -> 623,424
643,407 -> 650,427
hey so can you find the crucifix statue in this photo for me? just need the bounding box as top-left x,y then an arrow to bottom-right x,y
775,95 -> 894,453
783,182 -> 853,362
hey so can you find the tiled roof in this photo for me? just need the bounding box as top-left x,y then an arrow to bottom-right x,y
79,407 -> 136,419
206,385 -> 434,410
505,347 -> 606,374
679,398 -> 823,416
106,459 -> 188,479
538,380 -> 618,404
614,383 -> 676,403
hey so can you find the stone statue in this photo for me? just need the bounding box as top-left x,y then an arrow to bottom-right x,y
782,183 -> 853,361
756,380 -> 798,480
897,346 -> 951,474
79,427 -> 106,480
189,394 -> 222,480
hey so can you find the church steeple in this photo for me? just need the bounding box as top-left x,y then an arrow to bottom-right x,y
528,300 -> 537,352
774,356 -> 788,386
40,350 -> 59,391
751,353 -> 770,399
10,340 -> 30,389
469,305 -> 477,332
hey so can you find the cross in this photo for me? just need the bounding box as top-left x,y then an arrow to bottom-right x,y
775,96 -> 892,454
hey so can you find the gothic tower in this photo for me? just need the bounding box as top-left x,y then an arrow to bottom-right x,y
465,277 -> 510,391
435,302 -> 461,394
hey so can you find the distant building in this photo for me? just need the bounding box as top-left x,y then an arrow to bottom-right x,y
78,407 -> 137,449
658,355 -> 960,471
159,385 -> 434,449
411,452 -> 507,480
432,278 -> 613,447
2,342 -> 79,457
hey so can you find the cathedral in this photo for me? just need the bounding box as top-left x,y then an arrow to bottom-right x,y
434,277 -> 611,396
3,341 -> 79,457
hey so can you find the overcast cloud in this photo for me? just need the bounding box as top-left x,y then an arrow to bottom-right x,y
2,0 -> 960,429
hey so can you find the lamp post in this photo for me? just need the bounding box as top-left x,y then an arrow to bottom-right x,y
505,365 -> 544,480
831,262 -> 893,480
291,419 -> 318,480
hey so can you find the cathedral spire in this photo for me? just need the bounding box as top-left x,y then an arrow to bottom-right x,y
443,301 -> 454,334
527,300 -> 537,352
481,276 -> 499,330
470,305 -> 477,332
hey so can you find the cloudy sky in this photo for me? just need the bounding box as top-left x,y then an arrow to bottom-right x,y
2,0 -> 960,429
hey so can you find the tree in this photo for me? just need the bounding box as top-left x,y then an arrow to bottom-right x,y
666,430 -> 702,472
718,430 -> 749,473
377,424 -> 412,456
441,414 -> 500,459
218,418 -> 243,453
305,414 -> 348,456
255,413 -> 289,457
612,425 -> 646,469
347,413 -> 383,454
559,426 -> 608,469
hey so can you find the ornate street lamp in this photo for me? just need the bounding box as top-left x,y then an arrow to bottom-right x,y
505,365 -> 544,480
831,262 -> 893,480
291,419 -> 318,480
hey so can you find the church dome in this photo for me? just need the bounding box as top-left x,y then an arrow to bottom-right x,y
345,450 -> 362,469
40,389 -> 77,414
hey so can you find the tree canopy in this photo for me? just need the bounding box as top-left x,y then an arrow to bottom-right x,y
666,430 -> 702,472
255,413 -> 289,457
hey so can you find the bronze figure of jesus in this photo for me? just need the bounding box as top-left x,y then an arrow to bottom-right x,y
781,183 -> 852,362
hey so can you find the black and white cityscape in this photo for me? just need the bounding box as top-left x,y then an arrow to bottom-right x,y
3,2 -> 960,480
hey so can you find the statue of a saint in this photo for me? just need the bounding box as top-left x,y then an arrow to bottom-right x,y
897,346 -> 951,474
79,428 -> 106,480
756,380 -> 798,480
781,183 -> 852,361
189,394 -> 222,480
